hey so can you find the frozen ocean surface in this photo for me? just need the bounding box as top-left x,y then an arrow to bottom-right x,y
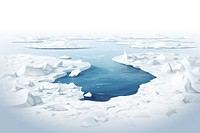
0,33 -> 200,133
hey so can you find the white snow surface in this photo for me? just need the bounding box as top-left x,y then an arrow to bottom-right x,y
0,52 -> 200,131
0,54 -> 90,105
117,37 -> 196,49
12,36 -> 44,43
129,41 -> 196,49
26,41 -> 93,49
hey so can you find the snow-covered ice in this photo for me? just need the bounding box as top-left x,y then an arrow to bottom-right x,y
12,36 -> 44,43
84,92 -> 92,97
0,54 -> 90,105
59,55 -> 71,60
26,41 -> 93,49
26,92 -> 43,106
1,34 -> 200,133
117,36 -> 196,49
0,51 -> 200,131
69,69 -> 81,77
129,41 -> 196,49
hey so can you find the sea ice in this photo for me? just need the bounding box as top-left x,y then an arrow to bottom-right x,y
26,41 -> 93,49
0,54 -> 90,106
184,79 -> 199,93
59,55 -> 71,60
26,93 -> 43,106
161,63 -> 173,73
12,36 -> 43,43
69,69 -> 81,77
23,65 -> 47,76
1,51 -> 200,129
112,52 -> 200,119
84,92 -> 92,97
117,37 -> 196,49
27,81 -> 35,87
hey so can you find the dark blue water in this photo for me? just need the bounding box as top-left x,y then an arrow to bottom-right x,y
52,40 -> 156,101
55,64 -> 155,101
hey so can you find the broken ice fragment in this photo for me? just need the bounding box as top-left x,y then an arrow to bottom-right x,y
26,93 -> 43,106
162,63 -> 173,73
84,92 -> 92,97
122,51 -> 128,60
69,69 -> 81,77
184,78 -> 199,93
59,55 -> 71,60
28,81 -> 35,87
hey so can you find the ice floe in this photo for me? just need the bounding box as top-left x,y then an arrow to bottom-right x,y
129,41 -> 196,49
69,69 -> 81,77
116,36 -> 196,49
12,36 -> 44,43
26,41 -> 93,49
59,55 -> 71,60
84,92 -> 92,97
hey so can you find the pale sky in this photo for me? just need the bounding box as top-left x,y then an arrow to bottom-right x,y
0,0 -> 199,33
